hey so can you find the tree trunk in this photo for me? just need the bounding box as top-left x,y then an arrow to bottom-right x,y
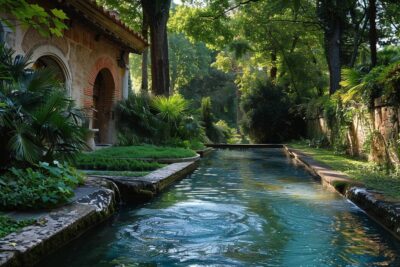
141,0 -> 172,96
349,12 -> 369,67
368,0 -> 378,67
270,51 -> 277,80
327,18 -> 341,95
318,0 -> 343,95
141,11 -> 149,93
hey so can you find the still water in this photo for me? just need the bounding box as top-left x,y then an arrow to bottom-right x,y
41,149 -> 400,266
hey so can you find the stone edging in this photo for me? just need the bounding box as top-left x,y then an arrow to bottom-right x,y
112,154 -> 200,163
206,144 -> 284,148
196,147 -> 214,157
0,160 -> 200,267
0,181 -> 117,267
283,145 -> 400,240
89,161 -> 199,203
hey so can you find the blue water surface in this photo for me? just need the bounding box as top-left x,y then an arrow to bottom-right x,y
40,149 -> 400,267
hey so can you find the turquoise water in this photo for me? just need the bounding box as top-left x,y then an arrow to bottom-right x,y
41,149 -> 400,266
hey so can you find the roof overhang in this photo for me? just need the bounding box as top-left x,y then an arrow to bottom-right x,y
64,0 -> 148,54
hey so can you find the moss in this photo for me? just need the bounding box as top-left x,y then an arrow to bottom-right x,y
289,140 -> 400,200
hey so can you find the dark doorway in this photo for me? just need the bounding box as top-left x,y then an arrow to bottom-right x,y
92,68 -> 115,144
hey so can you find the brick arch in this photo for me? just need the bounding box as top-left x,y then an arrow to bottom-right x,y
84,56 -> 121,110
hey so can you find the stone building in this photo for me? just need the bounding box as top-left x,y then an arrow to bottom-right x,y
0,0 -> 147,147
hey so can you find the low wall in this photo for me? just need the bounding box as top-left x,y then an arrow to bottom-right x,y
284,146 -> 400,241
0,161 -> 199,267
307,98 -> 399,159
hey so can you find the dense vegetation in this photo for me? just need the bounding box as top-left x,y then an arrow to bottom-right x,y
0,215 -> 35,238
0,0 -> 399,237
75,156 -> 163,172
0,162 -> 84,210
0,45 -> 87,210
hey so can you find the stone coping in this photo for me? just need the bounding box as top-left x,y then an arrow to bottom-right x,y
101,154 -> 200,163
133,154 -> 200,163
283,145 -> 400,240
0,179 -> 117,267
206,144 -> 284,148
196,147 -> 214,157
89,161 -> 199,203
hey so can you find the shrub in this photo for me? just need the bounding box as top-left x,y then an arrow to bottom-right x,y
200,97 -> 225,143
116,93 -> 206,145
75,156 -> 163,171
0,161 -> 84,210
215,120 -> 240,144
115,93 -> 160,145
240,80 -> 305,143
79,145 -> 196,159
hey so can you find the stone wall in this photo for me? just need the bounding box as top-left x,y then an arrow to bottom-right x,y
307,99 -> 400,160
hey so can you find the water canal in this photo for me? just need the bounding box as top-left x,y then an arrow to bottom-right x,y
41,149 -> 400,266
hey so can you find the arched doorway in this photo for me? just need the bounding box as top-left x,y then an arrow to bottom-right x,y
33,56 -> 66,85
92,68 -> 115,144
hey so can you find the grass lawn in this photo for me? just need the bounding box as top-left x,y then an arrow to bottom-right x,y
84,145 -> 197,159
82,170 -> 150,177
0,215 -> 35,238
289,141 -> 400,201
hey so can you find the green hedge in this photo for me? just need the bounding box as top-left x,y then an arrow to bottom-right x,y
75,157 -> 163,171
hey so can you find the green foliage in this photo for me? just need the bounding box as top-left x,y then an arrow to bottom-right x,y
169,6 -> 234,50
169,33 -> 212,92
240,80 -> 305,143
116,93 -> 159,144
75,156 -> 163,172
215,120 -> 240,144
0,0 -> 68,37
0,161 -> 84,210
0,46 -> 87,168
180,69 -> 238,126
96,0 -> 142,32
116,93 -> 206,146
340,47 -> 400,108
200,97 -> 225,143
0,215 -> 35,238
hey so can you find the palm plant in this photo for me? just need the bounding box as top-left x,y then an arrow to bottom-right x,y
115,93 -> 160,144
340,47 -> 400,108
0,45 -> 87,169
151,94 -> 189,139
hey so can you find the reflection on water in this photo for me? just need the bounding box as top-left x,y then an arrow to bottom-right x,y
40,149 -> 400,267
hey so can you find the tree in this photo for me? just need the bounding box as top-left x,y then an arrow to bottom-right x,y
100,0 -> 173,96
141,0 -> 172,96
0,0 -> 68,37
317,0 -> 346,94
368,0 -> 378,67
